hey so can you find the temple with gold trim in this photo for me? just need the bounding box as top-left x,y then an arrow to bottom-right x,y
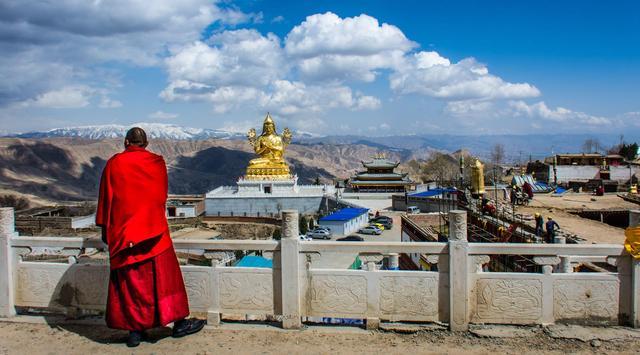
349,154 -> 416,192
205,114 -> 334,217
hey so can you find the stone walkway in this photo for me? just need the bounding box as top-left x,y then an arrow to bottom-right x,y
1,318 -> 640,354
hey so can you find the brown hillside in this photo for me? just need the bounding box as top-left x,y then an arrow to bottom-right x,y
0,138 -> 408,203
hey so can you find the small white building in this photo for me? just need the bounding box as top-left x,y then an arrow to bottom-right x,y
166,195 -> 205,219
318,207 -> 370,236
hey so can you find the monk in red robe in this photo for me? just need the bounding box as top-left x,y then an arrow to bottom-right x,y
96,127 -> 205,347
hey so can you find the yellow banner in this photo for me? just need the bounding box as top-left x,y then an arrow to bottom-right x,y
625,226 -> 640,259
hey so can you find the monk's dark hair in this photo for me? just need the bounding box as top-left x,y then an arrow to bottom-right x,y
125,127 -> 148,147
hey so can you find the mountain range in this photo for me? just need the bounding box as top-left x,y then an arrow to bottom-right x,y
1,123 -> 637,205
5,123 -> 636,161
0,137 -> 410,204
7,123 -> 244,140
6,123 -> 321,141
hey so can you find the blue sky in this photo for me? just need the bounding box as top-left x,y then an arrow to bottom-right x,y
0,1 -> 638,136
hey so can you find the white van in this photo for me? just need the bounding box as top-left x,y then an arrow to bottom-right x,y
406,206 -> 420,214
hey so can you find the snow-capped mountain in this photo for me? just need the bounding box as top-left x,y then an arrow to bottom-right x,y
7,123 -> 246,140
5,122 -> 324,141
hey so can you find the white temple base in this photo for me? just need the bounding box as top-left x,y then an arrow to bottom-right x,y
205,175 -> 335,217
236,176 -> 299,195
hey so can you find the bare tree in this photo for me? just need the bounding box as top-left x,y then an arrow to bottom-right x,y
490,143 -> 505,165
420,153 -> 458,183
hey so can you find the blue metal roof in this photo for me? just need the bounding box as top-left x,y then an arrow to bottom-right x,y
234,255 -> 273,268
410,188 -> 457,197
320,207 -> 369,222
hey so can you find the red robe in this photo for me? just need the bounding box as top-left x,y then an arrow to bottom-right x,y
96,145 -> 189,331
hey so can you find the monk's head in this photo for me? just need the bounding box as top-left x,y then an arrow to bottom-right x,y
124,127 -> 148,148
262,113 -> 276,135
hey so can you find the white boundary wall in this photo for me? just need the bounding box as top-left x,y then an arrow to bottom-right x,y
1,207 -> 639,330
550,165 -> 640,183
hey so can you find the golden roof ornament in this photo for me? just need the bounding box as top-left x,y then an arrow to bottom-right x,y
245,113 -> 292,180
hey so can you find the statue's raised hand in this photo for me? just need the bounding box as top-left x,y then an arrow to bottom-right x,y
282,128 -> 292,145
247,128 -> 257,146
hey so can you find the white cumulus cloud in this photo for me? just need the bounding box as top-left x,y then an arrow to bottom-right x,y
98,96 -> 122,109
444,100 -> 496,116
285,12 -> 415,58
285,12 -> 415,82
261,80 -> 380,115
0,0 -> 257,108
148,110 -> 179,120
391,53 -> 540,100
23,86 -> 93,109
508,101 -> 611,125
162,26 -> 382,116
166,30 -> 285,87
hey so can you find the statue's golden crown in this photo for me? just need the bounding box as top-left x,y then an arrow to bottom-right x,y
263,113 -> 274,125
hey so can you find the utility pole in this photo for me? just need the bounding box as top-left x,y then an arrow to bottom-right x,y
459,155 -> 464,190
519,150 -> 522,165
551,146 -> 557,187
493,166 -> 498,203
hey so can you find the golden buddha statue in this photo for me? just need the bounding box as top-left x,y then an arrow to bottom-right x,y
245,113 -> 292,180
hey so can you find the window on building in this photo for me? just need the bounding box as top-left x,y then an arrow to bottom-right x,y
264,186 -> 272,194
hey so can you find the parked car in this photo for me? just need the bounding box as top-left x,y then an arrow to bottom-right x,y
306,229 -> 332,240
337,235 -> 364,242
313,226 -> 331,232
371,218 -> 392,230
369,222 -> 385,231
299,235 -> 313,241
372,215 -> 393,224
407,206 -> 420,214
358,226 -> 382,235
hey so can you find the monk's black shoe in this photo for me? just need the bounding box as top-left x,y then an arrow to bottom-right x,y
126,331 -> 143,348
172,318 -> 206,338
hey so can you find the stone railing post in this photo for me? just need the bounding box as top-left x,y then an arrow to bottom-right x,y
0,208 -> 16,318
280,210 -> 302,329
448,210 -> 468,331
553,236 -> 571,273
631,210 -> 640,328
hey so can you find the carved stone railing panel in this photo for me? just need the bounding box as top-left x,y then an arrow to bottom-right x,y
379,274 -> 439,321
472,276 -> 543,324
181,267 -> 213,313
15,262 -> 109,311
71,264 -> 109,310
308,273 -> 367,317
15,263 -> 69,308
217,268 -> 274,314
553,277 -> 619,324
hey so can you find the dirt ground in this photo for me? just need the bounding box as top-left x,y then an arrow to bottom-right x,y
529,194 -> 638,211
517,193 -> 637,244
1,321 -> 639,355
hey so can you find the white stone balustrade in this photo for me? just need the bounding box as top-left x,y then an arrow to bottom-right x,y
1,208 -> 639,330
